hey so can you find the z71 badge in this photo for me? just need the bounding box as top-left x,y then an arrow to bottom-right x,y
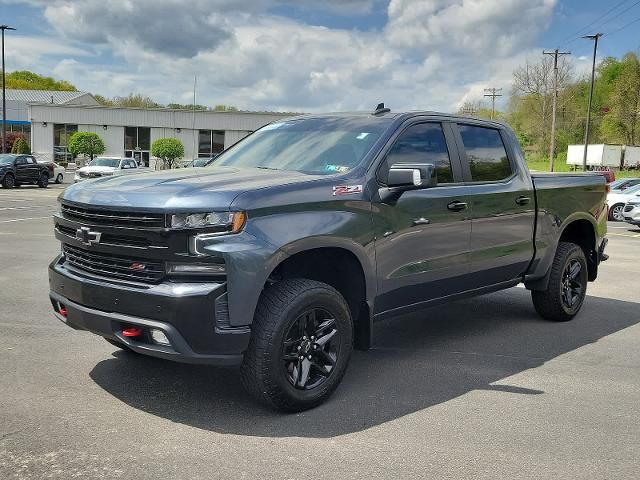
333,185 -> 363,196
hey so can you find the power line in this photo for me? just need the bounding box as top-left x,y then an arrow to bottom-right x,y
483,88 -> 502,120
562,0 -> 640,48
557,0 -> 628,46
606,15 -> 640,36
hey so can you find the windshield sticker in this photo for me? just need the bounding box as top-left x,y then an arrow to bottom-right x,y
325,164 -> 349,173
333,185 -> 363,196
356,133 -> 370,140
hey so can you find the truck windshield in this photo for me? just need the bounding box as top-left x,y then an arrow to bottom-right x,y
0,155 -> 17,165
213,117 -> 390,174
89,158 -> 121,168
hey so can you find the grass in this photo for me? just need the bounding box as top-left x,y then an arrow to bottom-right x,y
526,158 -> 638,178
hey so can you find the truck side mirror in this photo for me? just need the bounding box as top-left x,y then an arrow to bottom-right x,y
387,163 -> 437,189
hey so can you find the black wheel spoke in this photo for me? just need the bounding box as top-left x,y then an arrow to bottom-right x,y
282,308 -> 340,390
569,261 -> 581,280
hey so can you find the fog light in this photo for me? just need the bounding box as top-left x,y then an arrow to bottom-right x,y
150,328 -> 171,346
167,262 -> 225,275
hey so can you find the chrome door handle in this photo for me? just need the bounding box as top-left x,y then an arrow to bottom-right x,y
515,196 -> 531,206
447,201 -> 467,212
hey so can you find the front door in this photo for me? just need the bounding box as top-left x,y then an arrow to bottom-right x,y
14,156 -> 31,183
452,123 -> 535,287
373,121 -> 471,315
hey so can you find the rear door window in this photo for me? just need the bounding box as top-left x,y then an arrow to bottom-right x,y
458,125 -> 513,182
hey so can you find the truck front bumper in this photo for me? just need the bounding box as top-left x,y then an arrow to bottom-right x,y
48,258 -> 250,366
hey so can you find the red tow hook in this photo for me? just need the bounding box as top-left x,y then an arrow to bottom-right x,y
58,303 -> 68,317
122,326 -> 143,338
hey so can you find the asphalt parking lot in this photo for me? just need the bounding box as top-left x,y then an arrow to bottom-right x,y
1,183 -> 639,479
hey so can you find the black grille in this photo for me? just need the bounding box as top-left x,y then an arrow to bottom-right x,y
61,203 -> 166,229
63,245 -> 164,284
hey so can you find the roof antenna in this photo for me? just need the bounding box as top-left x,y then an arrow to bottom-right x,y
372,102 -> 390,115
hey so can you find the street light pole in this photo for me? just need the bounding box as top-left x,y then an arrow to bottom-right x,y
581,33 -> 602,171
1,25 -> 16,154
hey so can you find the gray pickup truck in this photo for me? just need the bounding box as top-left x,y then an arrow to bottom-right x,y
49,107 -> 608,411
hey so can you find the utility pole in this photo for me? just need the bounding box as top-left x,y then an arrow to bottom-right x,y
582,33 -> 602,171
543,49 -> 570,172
1,25 -> 16,154
483,88 -> 502,120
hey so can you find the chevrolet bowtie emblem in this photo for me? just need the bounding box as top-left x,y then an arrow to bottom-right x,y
76,226 -> 102,246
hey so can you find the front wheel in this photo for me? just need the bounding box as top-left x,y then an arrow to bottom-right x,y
1,174 -> 15,188
609,203 -> 625,221
241,279 -> 353,412
531,242 -> 588,322
37,173 -> 49,188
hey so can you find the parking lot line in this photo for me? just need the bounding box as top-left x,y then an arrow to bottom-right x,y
0,216 -> 53,223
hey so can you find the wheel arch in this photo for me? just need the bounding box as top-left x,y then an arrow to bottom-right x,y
265,240 -> 375,350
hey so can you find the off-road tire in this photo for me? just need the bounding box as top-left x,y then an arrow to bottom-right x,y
532,242 -> 588,322
241,279 -> 353,412
37,173 -> 49,188
1,174 -> 15,188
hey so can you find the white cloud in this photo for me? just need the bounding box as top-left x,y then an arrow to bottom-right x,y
7,0 -> 559,113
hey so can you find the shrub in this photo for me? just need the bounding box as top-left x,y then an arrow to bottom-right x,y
151,138 -> 184,169
68,132 -> 105,160
11,137 -> 30,154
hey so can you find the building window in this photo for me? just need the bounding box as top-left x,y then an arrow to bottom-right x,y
124,127 -> 151,166
198,130 -> 225,157
7,124 -> 31,146
53,123 -> 77,162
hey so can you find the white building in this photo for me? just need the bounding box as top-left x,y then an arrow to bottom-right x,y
3,89 -> 100,144
28,103 -> 292,167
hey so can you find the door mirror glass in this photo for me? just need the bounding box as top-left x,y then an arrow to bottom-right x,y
387,163 -> 437,189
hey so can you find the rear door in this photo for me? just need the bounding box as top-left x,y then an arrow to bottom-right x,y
452,123 -> 535,287
373,120 -> 472,314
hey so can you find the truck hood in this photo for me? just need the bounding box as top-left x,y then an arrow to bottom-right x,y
77,165 -> 118,173
62,166 -> 322,210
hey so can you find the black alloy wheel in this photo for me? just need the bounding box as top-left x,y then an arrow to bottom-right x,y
2,174 -> 15,188
561,258 -> 584,313
282,308 -> 340,390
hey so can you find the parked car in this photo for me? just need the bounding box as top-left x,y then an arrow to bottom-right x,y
74,157 -> 145,182
607,183 -> 640,221
622,198 -> 640,227
610,177 -> 640,192
179,156 -> 218,168
49,109 -> 608,411
0,153 -> 51,188
36,159 -> 65,184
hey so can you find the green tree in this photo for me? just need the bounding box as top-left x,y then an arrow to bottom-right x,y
600,53 -> 640,145
111,93 -> 162,108
151,138 -> 184,169
167,103 -> 209,110
213,105 -> 239,112
94,94 -> 114,106
11,137 -> 30,154
68,132 -> 106,160
3,70 -> 77,91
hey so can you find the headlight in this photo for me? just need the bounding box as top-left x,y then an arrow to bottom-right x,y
170,211 -> 246,233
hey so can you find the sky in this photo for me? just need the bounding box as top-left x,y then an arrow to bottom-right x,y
0,0 -> 639,113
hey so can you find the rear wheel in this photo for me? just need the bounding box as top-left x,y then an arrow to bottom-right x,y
241,279 -> 353,412
609,203 -> 625,221
531,242 -> 588,322
1,174 -> 15,188
37,173 -> 49,188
